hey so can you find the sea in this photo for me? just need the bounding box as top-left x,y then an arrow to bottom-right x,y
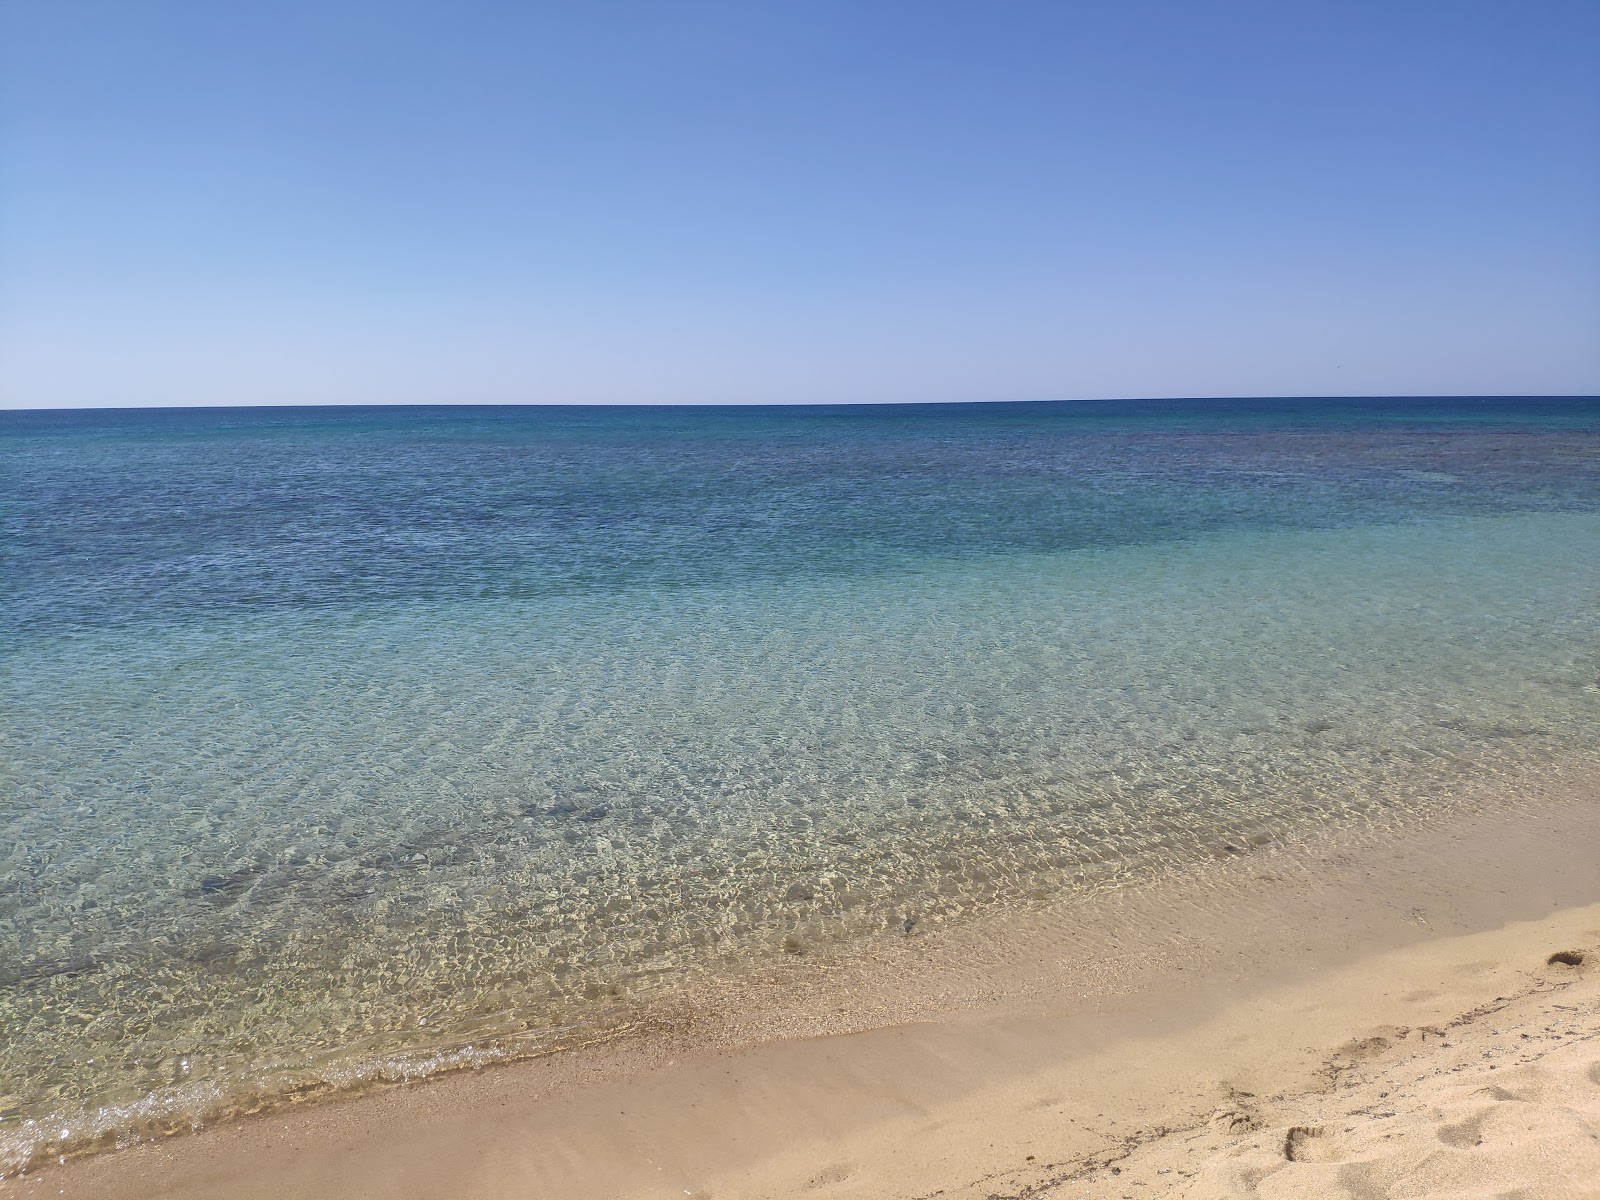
2,396 -> 1597,1171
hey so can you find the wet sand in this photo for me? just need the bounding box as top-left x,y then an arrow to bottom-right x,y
7,764 -> 1599,1200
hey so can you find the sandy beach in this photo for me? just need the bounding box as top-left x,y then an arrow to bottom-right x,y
6,765 -> 1596,1200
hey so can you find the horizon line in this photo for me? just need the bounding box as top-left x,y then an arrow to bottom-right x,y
5,393 -> 1598,417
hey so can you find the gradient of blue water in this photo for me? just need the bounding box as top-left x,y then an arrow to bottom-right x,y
3,397 -> 1598,1168
9,397 -> 1599,642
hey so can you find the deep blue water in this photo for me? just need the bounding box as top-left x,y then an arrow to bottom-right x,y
7,397 -> 1597,641
2,396 -> 1598,1169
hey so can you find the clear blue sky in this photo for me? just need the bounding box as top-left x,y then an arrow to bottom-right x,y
3,1 -> 1598,408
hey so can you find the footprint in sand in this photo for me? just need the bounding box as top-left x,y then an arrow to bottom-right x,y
1324,1032 -> 1396,1079
1437,1107 -> 1493,1149
1284,1125 -> 1342,1163
1209,1085 -> 1263,1134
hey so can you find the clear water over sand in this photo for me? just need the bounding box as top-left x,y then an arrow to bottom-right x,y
2,397 -> 1597,1169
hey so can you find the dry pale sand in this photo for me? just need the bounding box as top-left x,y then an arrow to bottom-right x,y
992,908 -> 1600,1199
8,770 -> 1600,1200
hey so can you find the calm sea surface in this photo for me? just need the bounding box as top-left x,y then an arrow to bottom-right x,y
3,397 -> 1598,1168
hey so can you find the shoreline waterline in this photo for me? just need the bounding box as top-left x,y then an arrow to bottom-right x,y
8,755 -> 1600,1195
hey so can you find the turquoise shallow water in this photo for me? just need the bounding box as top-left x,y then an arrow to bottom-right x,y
2,398 -> 1598,1169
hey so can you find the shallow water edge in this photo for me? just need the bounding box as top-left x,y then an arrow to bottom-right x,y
14,755 -> 1600,1198
7,750 -> 1598,1188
